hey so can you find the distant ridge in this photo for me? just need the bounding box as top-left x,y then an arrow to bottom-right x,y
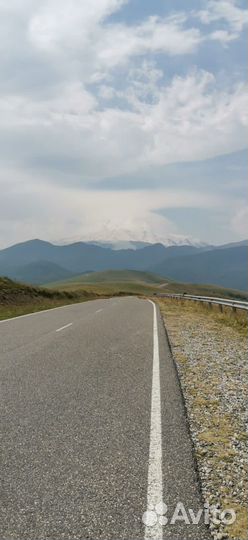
150,246 -> 248,291
0,238 -> 247,290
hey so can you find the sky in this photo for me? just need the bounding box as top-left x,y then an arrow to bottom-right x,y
0,0 -> 247,248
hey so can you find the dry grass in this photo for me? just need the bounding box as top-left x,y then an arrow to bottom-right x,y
227,505 -> 248,540
158,297 -> 248,540
0,277 -> 108,320
159,297 -> 247,336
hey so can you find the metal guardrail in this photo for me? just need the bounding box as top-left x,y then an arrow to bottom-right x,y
155,293 -> 248,311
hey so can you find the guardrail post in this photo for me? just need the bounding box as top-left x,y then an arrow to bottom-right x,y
232,306 -> 237,313
208,302 -> 212,309
218,304 -> 223,313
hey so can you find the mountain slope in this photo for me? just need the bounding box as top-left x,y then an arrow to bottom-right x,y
0,240 -> 167,279
151,246 -> 248,291
6,261 -> 75,285
0,239 -> 247,290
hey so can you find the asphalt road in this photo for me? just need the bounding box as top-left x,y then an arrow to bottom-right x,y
0,297 -> 211,540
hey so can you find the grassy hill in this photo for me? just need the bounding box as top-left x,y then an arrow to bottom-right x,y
1,269 -> 247,321
0,277 -> 99,320
49,269 -> 166,285
46,270 -> 248,300
1,239 -> 247,291
46,270 -> 166,296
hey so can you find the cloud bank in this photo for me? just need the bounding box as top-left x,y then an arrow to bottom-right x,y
0,0 -> 247,247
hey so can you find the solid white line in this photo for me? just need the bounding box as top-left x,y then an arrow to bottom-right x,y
95,309 -> 103,313
0,300 -> 103,324
56,322 -> 73,333
145,300 -> 163,540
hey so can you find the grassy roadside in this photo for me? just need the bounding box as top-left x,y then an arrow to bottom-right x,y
1,272 -> 247,321
159,296 -> 248,335
0,275 -> 156,321
0,298 -> 89,320
0,277 -> 108,320
158,298 -> 248,540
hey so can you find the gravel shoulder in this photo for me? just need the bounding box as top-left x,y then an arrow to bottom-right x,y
158,299 -> 248,540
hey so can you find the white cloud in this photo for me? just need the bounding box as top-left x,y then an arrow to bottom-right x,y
28,0 -> 126,55
29,6 -> 201,73
94,16 -> 201,71
193,0 -> 248,45
209,29 -> 238,43
142,72 -> 247,166
197,0 -> 248,32
26,0 -> 248,80
0,69 -> 246,183
0,0 -> 247,246
0,169 -> 221,247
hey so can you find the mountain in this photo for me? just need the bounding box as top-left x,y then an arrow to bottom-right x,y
0,238 -> 247,290
55,223 -> 205,248
0,239 -> 200,278
0,239 -> 170,282
84,240 -> 153,250
150,246 -> 248,291
4,261 -> 76,285
214,239 -> 248,249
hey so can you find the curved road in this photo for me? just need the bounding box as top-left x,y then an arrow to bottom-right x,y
0,297 -> 210,539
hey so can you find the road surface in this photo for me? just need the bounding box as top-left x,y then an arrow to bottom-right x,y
0,297 -> 211,539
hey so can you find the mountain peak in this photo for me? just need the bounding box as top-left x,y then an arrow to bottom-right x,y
54,215 -> 203,248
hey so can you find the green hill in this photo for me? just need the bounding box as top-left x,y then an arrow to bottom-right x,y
1,272 -> 247,321
0,277 -> 95,320
51,269 -> 167,285
47,270 -> 248,300
1,239 -> 247,291
46,269 -> 169,295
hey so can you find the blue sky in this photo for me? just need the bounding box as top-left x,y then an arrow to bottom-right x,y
0,0 -> 247,247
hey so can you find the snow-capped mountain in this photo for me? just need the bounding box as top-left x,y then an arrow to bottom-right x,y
85,237 -> 205,250
56,234 -> 205,250
56,217 -> 206,249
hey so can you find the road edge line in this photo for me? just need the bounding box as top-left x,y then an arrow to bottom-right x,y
145,299 -> 163,539
0,299 -> 102,324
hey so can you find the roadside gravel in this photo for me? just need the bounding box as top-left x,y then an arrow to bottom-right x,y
158,299 -> 248,540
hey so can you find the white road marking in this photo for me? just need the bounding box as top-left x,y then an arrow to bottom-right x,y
0,300 -> 106,324
56,322 -> 73,332
95,309 -> 103,313
145,300 -> 163,539
0,302 -> 84,324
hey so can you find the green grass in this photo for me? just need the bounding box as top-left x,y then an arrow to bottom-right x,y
46,270 -> 169,296
0,277 -> 103,320
1,270 -> 247,321
47,269 -> 248,300
47,269 -> 167,286
0,300 -> 80,320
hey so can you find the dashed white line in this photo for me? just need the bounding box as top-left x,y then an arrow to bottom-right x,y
145,300 -> 163,539
56,322 -> 73,333
95,309 -> 103,313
